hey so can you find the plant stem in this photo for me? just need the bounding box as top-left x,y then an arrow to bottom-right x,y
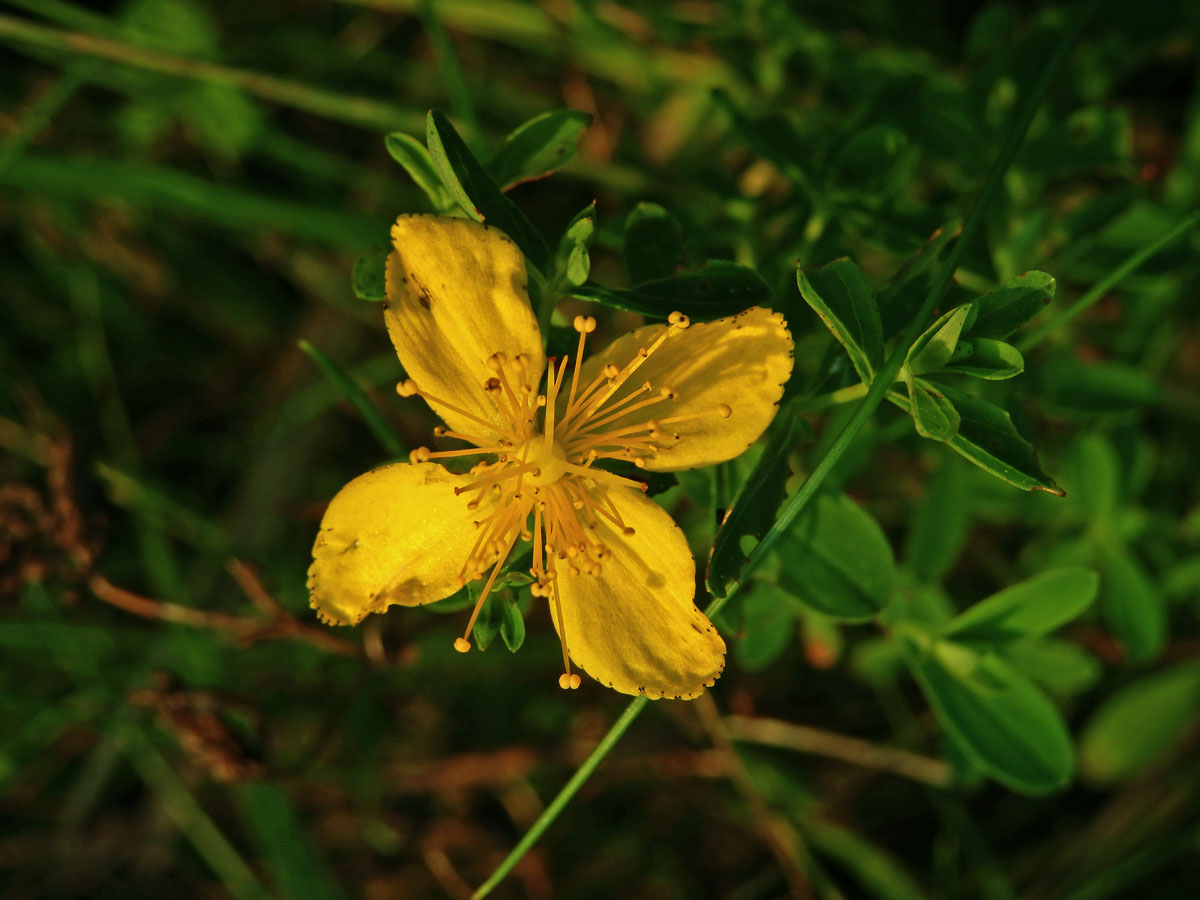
420,0 -> 481,145
1017,211 -> 1200,352
471,9 -> 1097,896
469,696 -> 649,899
0,12 -> 422,134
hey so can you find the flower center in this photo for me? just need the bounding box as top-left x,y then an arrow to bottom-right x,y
513,435 -> 568,487
393,310 -> 735,689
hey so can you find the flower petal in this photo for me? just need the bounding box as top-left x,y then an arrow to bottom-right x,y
308,462 -> 497,625
385,214 -> 546,442
574,307 -> 792,470
552,487 -> 725,699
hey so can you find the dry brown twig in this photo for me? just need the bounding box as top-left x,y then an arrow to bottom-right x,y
695,693 -> 815,900
1,410 -> 359,659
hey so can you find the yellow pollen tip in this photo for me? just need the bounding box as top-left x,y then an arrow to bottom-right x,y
573,315 -> 597,333
718,403 -> 733,418
484,377 -> 501,392
410,446 -> 431,463
659,386 -> 678,399
668,311 -> 691,328
454,637 -> 471,653
487,351 -> 508,371
623,526 -> 636,536
396,379 -> 418,397
433,426 -> 446,437
603,364 -> 620,379
558,673 -> 572,689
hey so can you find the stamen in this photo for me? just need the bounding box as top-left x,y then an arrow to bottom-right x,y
563,463 -> 647,491
565,316 -> 596,415
542,356 -> 569,449
549,569 -> 579,690
397,378 -> 498,434
453,461 -> 539,495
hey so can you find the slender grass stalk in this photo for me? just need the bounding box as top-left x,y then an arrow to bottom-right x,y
471,8 -> 1097,897
298,341 -> 408,459
0,62 -> 91,175
420,0 -> 481,144
470,696 -> 649,899
0,12 -> 423,133
1017,211 -> 1200,352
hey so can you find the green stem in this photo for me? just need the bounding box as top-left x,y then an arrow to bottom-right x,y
0,12 -> 422,134
0,62 -> 91,175
470,696 -> 649,899
1017,210 -> 1200,352
420,0 -> 481,145
471,9 -> 1096,896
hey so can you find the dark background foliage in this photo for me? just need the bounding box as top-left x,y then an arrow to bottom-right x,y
2,0 -> 1200,898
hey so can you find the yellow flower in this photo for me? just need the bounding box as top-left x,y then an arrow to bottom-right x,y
309,214 -> 793,699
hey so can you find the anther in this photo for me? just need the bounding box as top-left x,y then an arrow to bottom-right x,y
487,351 -> 509,372
558,673 -> 573,690
668,311 -> 691,328
454,637 -> 471,653
433,425 -> 447,437
573,315 -> 597,333
396,379 -> 419,397
659,385 -> 678,399
484,377 -> 502,392
622,526 -> 636,536
717,403 -> 733,418
410,446 -> 431,463
603,364 -> 620,379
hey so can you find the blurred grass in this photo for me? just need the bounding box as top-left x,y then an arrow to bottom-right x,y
3,0 -> 1200,898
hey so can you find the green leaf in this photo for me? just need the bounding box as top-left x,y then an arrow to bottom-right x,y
236,782 -> 348,900
499,594 -> 526,652
733,581 -> 796,672
707,417 -> 800,598
777,493 -> 895,621
942,567 -> 1099,644
624,202 -> 685,284
796,258 -> 884,383
351,247 -> 388,301
906,378 -> 961,441
297,340 -> 405,458
1017,107 -> 1131,176
966,271 -> 1055,339
903,636 -> 1075,794
906,304 -> 972,375
936,384 -> 1063,494
1079,663 -> 1200,783
425,111 -> 549,269
941,338 -> 1024,379
1035,360 -> 1162,414
1098,543 -> 1166,663
828,125 -> 918,195
554,202 -> 596,289
487,109 -> 591,190
1004,638 -> 1101,700
1064,433 -> 1120,521
906,455 -> 969,584
385,132 -> 455,212
571,260 -> 771,320
472,588 -> 504,652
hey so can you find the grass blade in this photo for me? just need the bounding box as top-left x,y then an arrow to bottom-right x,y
298,340 -> 406,458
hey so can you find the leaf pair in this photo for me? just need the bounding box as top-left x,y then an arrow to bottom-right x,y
797,256 -> 1061,494
353,109 -> 593,299
900,567 -> 1098,794
570,202 -> 773,321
